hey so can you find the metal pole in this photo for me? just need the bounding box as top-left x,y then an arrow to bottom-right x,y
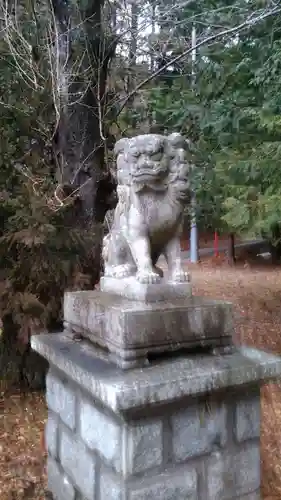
190,24 -> 198,263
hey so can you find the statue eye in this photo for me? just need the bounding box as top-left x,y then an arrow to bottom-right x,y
130,150 -> 139,158
150,152 -> 162,161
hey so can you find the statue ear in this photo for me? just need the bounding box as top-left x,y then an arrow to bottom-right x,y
114,138 -> 127,156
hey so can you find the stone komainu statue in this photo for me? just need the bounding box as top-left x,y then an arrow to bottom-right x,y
102,133 -> 192,284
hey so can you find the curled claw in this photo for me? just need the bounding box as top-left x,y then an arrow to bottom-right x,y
136,270 -> 161,284
112,264 -> 136,278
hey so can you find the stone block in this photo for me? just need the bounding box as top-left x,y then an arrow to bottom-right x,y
235,390 -> 260,442
47,457 -> 75,500
206,443 -> 260,499
128,468 -> 197,500
31,334 -> 281,500
31,334 -> 281,415
124,420 -> 163,475
64,291 -> 233,368
171,400 -> 227,462
80,399 -> 163,476
59,428 -> 96,499
80,399 -> 121,471
45,411 -> 59,459
46,371 -> 76,430
240,493 -> 260,500
100,472 -> 123,500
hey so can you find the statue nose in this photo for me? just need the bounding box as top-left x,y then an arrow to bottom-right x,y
141,161 -> 154,169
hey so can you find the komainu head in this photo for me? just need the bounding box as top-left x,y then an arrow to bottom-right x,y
114,133 -> 191,201
114,134 -> 169,189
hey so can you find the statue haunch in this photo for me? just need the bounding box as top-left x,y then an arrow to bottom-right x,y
103,133 -> 191,284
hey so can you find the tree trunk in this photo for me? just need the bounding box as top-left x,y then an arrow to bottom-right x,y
269,224 -> 281,264
127,2 -> 138,130
51,0 -> 117,284
228,233 -> 236,265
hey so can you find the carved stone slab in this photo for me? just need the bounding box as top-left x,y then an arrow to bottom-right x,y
100,276 -> 192,302
64,290 -> 234,369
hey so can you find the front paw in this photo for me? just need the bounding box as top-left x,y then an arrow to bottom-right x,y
171,269 -> 190,283
112,264 -> 135,278
136,270 -> 161,284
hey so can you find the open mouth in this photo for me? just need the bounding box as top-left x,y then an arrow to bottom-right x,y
134,167 -> 167,180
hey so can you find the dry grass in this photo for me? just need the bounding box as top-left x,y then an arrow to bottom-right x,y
0,392 -> 47,500
1,260 -> 281,499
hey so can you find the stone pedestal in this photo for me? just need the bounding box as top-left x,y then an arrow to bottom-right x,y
64,289 -> 234,369
99,276 -> 192,302
32,332 -> 281,500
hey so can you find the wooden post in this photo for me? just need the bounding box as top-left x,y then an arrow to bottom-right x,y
228,233 -> 236,265
214,231 -> 219,258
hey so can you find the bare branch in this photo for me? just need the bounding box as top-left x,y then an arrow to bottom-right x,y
116,5 -> 281,117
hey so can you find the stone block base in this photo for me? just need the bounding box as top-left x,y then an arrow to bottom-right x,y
100,275 -> 192,302
31,333 -> 281,500
64,291 -> 234,368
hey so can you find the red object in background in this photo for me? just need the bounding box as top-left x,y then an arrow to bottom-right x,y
214,231 -> 219,257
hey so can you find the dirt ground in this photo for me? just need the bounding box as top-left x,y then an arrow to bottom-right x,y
1,258 -> 281,499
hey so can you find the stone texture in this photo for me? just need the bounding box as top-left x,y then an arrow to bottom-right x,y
80,399 -> 163,476
206,443 -> 260,499
125,420 -> 163,475
100,472 -> 123,500
45,411 -> 59,459
240,493 -> 260,499
47,457 -> 75,500
100,276 -> 192,302
235,390 -> 260,443
32,333 -> 281,500
128,468 -> 197,500
59,429 -> 96,499
80,399 -> 121,471
64,291 -> 233,368
171,400 -> 227,461
31,333 -> 281,414
46,371 -> 76,430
